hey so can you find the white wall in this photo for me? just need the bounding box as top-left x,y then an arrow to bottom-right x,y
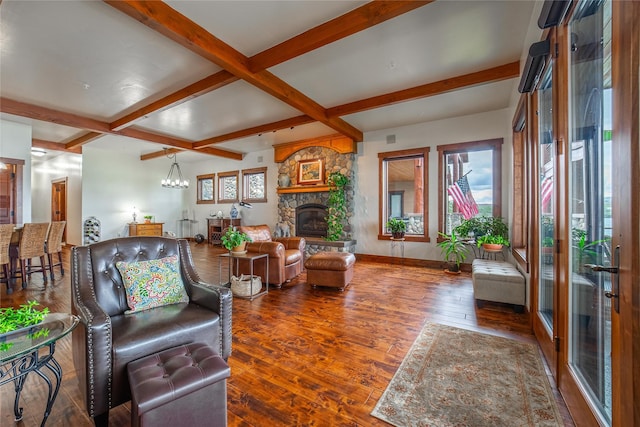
354,108 -> 513,260
82,136 -> 186,242
31,152 -> 83,245
0,119 -> 33,222
184,149 -> 278,237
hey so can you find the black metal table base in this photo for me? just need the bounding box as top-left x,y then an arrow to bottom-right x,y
0,342 -> 62,426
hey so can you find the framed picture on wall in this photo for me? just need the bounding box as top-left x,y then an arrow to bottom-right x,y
297,159 -> 324,185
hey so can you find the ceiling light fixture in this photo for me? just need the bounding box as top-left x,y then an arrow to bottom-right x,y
31,147 -> 47,157
161,149 -> 189,189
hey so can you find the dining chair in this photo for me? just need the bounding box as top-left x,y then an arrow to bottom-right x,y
14,222 -> 49,287
0,223 -> 14,294
45,221 -> 66,280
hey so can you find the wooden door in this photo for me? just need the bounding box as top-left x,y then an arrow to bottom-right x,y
0,159 -> 23,225
0,165 -> 15,224
51,178 -> 67,241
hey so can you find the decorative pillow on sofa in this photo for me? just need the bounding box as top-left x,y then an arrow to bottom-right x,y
115,255 -> 189,314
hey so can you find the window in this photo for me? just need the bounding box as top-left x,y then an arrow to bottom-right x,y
378,147 -> 430,242
437,139 -> 503,237
242,167 -> 267,203
196,174 -> 215,204
217,170 -> 239,203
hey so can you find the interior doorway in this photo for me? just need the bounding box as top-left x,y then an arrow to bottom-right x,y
51,178 -> 67,242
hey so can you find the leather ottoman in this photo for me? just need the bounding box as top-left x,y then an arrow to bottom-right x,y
127,343 -> 230,427
305,251 -> 356,291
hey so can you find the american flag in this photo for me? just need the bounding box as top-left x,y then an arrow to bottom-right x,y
541,177 -> 553,212
448,175 -> 479,220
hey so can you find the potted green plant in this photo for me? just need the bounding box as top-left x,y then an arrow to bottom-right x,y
325,171 -> 350,241
143,215 -> 153,224
572,230 -> 609,274
476,234 -> 510,252
437,231 -> 469,273
221,227 -> 252,253
386,217 -> 407,239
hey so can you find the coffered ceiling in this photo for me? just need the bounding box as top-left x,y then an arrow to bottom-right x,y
0,1 -> 537,162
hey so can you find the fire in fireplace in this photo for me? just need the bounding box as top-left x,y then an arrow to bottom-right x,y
295,203 -> 328,238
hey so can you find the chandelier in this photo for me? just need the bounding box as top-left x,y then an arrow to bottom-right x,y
161,150 -> 189,189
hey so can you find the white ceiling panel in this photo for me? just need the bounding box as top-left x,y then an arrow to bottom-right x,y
0,0 -> 217,119
134,80 -> 302,141
344,79 -> 518,133
166,0 -> 368,57
271,1 -> 535,106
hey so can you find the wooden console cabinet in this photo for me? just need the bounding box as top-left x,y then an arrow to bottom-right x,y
208,218 -> 241,245
129,222 -> 164,236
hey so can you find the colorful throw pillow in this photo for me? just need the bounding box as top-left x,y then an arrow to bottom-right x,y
115,255 -> 189,314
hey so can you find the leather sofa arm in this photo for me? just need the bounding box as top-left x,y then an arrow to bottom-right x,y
70,246 -> 114,418
274,236 -> 306,252
246,241 -> 285,259
189,283 -> 233,359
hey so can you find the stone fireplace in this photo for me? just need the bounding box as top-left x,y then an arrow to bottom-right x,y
275,138 -> 358,256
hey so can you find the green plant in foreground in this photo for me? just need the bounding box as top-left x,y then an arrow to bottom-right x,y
0,301 -> 49,334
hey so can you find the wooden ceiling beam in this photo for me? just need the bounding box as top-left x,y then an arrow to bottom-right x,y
1,97 -> 110,133
1,97 -> 243,160
110,70 -> 238,131
326,61 -> 521,117
105,0 -> 363,142
248,1 -> 432,72
65,132 -> 104,149
32,138 -> 82,154
140,147 -> 180,161
193,115 -> 314,149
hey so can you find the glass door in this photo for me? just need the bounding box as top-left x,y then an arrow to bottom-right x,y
567,1 -> 613,424
536,63 -> 558,375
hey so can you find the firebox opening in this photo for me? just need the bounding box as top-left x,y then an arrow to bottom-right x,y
295,203 -> 328,238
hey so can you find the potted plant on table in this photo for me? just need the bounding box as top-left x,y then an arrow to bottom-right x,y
437,231 -> 469,273
143,215 -> 153,224
476,234 -> 510,252
386,217 -> 407,239
221,227 -> 252,254
0,301 -> 50,351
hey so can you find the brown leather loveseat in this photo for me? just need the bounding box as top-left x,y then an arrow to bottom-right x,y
70,237 -> 232,426
237,224 -> 305,287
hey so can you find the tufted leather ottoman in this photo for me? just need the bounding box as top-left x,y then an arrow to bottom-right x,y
127,343 -> 230,427
305,251 -> 356,291
472,259 -> 525,312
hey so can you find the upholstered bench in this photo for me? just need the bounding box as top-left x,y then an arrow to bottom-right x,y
472,259 -> 525,312
128,343 -> 230,427
305,252 -> 356,291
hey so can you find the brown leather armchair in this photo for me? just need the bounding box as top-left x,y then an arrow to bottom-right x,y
237,224 -> 305,287
70,237 -> 232,427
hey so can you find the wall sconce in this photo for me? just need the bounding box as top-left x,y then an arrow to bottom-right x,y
238,201 -> 253,209
518,39 -> 550,93
538,0 -> 571,29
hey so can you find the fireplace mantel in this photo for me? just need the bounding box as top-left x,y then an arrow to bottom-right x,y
277,185 -> 329,194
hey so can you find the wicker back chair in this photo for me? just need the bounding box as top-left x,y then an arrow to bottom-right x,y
0,224 -> 14,293
15,222 -> 49,287
45,221 -> 66,280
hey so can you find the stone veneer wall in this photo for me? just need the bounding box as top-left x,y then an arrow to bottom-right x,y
277,146 -> 356,240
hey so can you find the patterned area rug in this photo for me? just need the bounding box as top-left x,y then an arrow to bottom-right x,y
372,322 -> 563,427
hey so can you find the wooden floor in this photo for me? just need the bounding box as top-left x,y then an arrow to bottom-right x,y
1,242 -> 575,426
